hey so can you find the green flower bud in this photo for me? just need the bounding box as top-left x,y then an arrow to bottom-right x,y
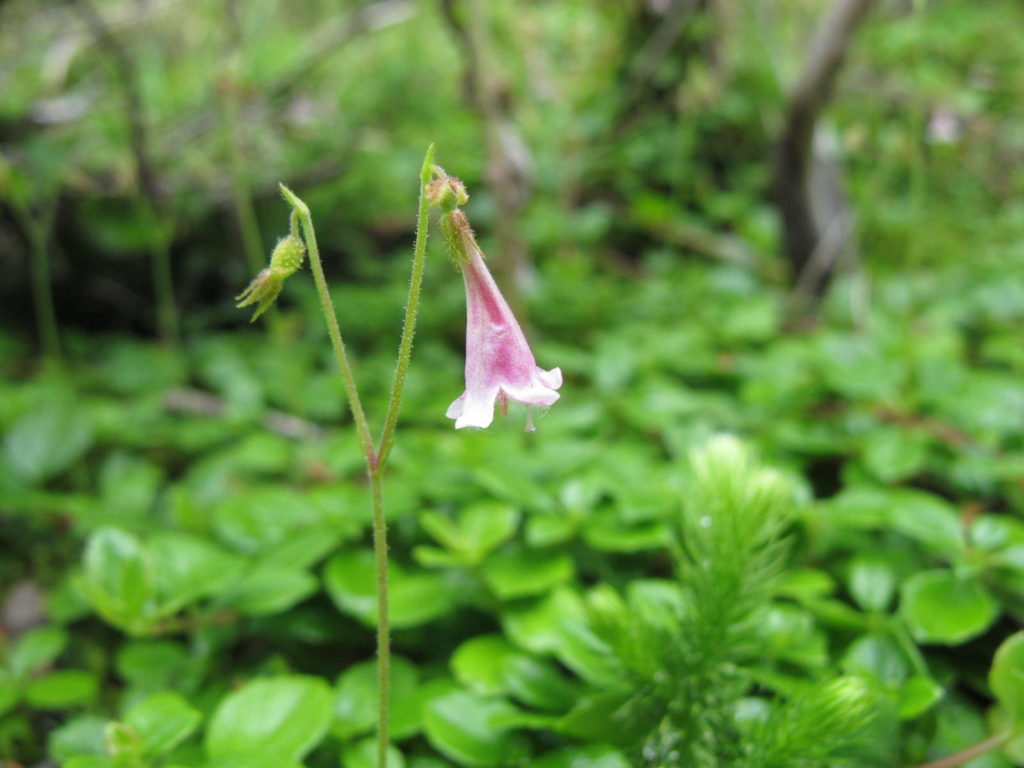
269,233 -> 305,277
236,234 -> 306,321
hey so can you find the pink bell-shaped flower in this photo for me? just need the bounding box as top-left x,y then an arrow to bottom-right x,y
443,210 -> 562,430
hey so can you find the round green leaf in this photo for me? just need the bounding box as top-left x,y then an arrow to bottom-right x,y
530,745 -> 631,768
0,668 -> 19,717
482,547 -> 574,601
82,527 -> 156,633
206,676 -> 332,765
333,656 -> 421,740
218,566 -> 317,616
4,401 -> 93,484
124,691 -> 201,756
149,531 -> 245,612
898,675 -> 943,720
452,636 -> 519,696
990,631 -> 1024,723
115,640 -> 191,692
25,670 -> 98,709
847,556 -> 896,613
900,570 -> 998,645
48,715 -> 106,760
10,624 -> 68,678
423,690 -> 525,767
341,737 -> 406,768
324,550 -> 456,628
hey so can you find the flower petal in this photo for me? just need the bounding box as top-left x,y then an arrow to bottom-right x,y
449,385 -> 500,429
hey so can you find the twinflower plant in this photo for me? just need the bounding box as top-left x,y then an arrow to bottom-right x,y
235,148 -> 560,768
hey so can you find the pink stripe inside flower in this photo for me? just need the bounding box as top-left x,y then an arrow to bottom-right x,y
446,219 -> 561,431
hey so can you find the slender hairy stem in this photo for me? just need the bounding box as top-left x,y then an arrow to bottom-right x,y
369,467 -> 390,768
278,184 -> 377,467
377,144 -> 435,467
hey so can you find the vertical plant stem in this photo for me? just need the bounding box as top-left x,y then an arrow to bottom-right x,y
279,184 -> 376,466
222,89 -> 265,275
29,223 -> 61,364
149,220 -> 179,347
220,0 -> 265,276
73,0 -> 179,346
10,199 -> 61,364
377,144 -> 435,467
369,466 -> 390,768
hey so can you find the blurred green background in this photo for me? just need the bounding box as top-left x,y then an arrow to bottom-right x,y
3,0 -> 1024,766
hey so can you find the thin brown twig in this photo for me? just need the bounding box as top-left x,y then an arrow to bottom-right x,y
912,734 -> 1007,768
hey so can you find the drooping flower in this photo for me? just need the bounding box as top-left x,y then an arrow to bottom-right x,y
441,208 -> 561,430
236,231 -> 306,321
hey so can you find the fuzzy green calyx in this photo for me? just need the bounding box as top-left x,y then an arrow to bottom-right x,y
270,233 -> 305,277
426,167 -> 468,213
236,233 -> 306,321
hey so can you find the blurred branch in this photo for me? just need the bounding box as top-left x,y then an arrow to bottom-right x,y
163,388 -> 323,440
438,0 -> 534,296
626,0 -> 700,104
71,0 -> 179,344
164,0 -> 412,154
69,0 -> 160,205
774,0 -> 876,326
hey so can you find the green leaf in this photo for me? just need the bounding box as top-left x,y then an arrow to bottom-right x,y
25,670 -> 98,709
4,401 -> 93,484
259,525 -> 346,570
990,631 -> 1024,724
776,569 -> 836,602
0,668 -> 19,717
848,555 -> 897,613
557,692 -> 645,745
205,676 -> 332,765
840,634 -> 908,686
423,690 -> 526,767
65,757 -> 115,768
482,546 -> 574,600
333,656 -> 421,740
218,565 -> 317,616
124,691 -> 201,756
213,487 -> 326,554
341,737 -> 406,768
10,624 -> 68,677
82,527 -> 156,633
115,640 -> 191,692
502,655 -> 581,712
149,531 -> 245,612
452,636 -> 519,696
420,503 -> 519,564
502,588 -> 586,654
48,715 -> 107,760
324,550 -> 456,628
530,745 -> 631,768
898,675 -> 943,720
97,452 -> 164,525
887,491 -> 965,560
900,570 -> 998,645
861,427 -> 928,483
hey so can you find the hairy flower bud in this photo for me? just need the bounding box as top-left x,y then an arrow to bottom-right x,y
236,233 -> 306,321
